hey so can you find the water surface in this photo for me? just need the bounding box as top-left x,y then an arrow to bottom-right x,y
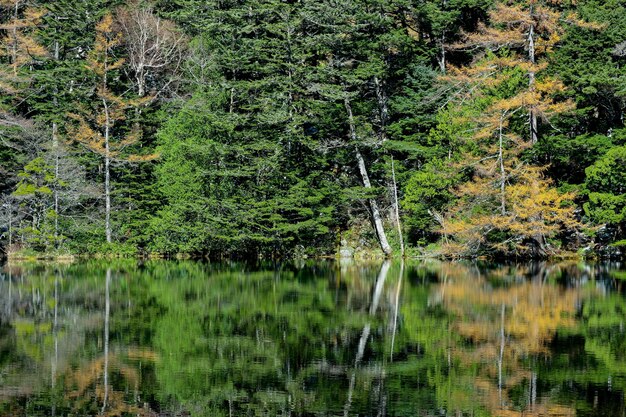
0,259 -> 625,416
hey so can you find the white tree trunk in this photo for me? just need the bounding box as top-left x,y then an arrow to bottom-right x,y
53,38 -> 60,245
103,99 -> 112,244
528,22 -> 538,144
391,157 -> 404,257
344,97 -> 393,256
499,113 -> 506,215
53,122 -> 60,243
373,76 -> 389,142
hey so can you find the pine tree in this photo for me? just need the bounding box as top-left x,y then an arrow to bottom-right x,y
584,145 -> 626,243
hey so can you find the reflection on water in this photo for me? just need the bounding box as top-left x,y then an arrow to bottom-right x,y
0,260 -> 625,416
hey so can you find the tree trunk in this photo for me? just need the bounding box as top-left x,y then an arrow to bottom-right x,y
391,157 -> 405,257
344,97 -> 393,256
8,201 -> 12,247
437,37 -> 446,73
137,64 -> 145,98
53,122 -> 59,244
437,0 -> 448,73
498,113 -> 506,215
53,38 -> 60,245
356,149 -> 393,256
103,99 -> 112,244
229,87 -> 235,113
11,1 -> 19,77
528,21 -> 538,144
373,76 -> 389,142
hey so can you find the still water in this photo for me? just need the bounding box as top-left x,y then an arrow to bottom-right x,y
0,260 -> 625,416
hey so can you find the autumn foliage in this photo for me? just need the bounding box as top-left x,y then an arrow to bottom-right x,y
435,0 -> 594,258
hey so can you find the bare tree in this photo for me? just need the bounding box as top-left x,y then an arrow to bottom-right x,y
0,195 -> 20,251
115,1 -> 186,98
344,96 -> 393,257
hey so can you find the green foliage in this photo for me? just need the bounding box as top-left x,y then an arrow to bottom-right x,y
0,0 -> 625,258
151,91 -> 341,256
584,145 -> 626,229
403,161 -> 457,242
11,157 -> 59,251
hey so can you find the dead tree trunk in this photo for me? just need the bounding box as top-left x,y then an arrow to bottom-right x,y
391,157 -> 405,257
528,19 -> 538,145
344,97 -> 393,257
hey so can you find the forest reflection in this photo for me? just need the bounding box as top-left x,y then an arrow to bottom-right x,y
0,260 -> 624,416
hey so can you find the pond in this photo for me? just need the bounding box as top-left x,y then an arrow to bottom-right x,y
0,259 -> 625,416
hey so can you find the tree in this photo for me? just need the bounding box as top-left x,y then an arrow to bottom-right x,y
402,160 -> 457,243
115,0 -> 185,98
28,0 -> 108,245
0,1 -> 47,94
11,156 -> 56,250
302,0 -> 406,256
437,53 -> 579,256
549,0 -> 626,136
454,0 -> 599,144
69,13 -> 153,244
149,0 -> 344,257
0,2 -> 47,213
584,145 -> 626,243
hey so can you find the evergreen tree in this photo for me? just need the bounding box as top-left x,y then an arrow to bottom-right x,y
584,145 -> 626,245
151,0 -> 341,256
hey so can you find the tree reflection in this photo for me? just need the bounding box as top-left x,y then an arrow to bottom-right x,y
0,260 -> 624,416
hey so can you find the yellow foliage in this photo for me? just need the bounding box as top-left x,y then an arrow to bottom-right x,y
0,3 -> 48,91
436,1 -> 587,257
442,158 -> 580,257
69,13 -> 154,165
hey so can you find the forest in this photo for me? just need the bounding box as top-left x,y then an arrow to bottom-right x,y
0,0 -> 625,259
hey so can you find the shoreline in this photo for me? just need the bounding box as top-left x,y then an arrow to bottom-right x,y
3,248 -> 623,264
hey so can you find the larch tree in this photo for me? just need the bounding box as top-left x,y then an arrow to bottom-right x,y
455,0 -> 600,144
0,1 -> 48,249
0,1 -> 46,147
69,13 -> 152,244
429,0 -> 599,256
439,53 -> 579,257
20,0 -> 113,248
0,1 -> 47,92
